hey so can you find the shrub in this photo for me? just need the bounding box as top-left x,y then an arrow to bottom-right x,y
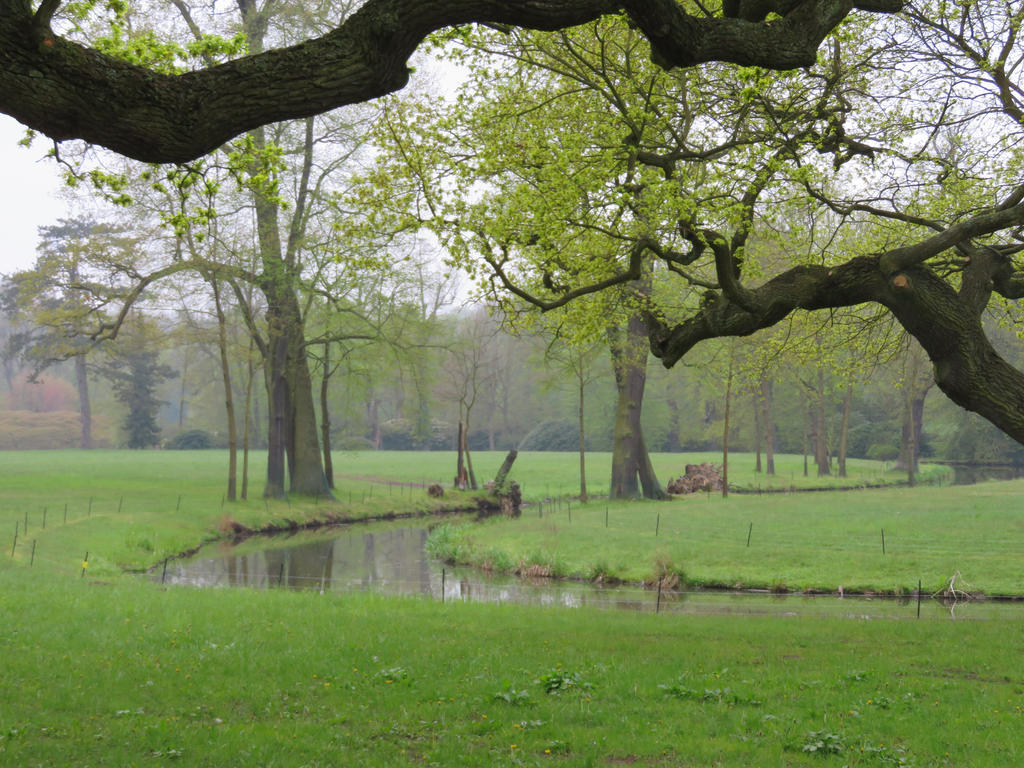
380,418 -> 455,450
164,429 -> 214,450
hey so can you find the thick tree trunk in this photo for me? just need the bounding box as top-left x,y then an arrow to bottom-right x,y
609,313 -> 667,500
288,336 -> 332,496
74,354 -> 92,449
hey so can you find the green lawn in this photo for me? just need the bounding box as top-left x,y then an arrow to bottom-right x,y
430,481 -> 1024,595
0,449 -> 1021,766
1,569 -> 1022,767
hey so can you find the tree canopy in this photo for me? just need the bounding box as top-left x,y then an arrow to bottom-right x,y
359,0 -> 1024,445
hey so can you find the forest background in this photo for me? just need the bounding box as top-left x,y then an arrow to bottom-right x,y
2,0 -> 1023,492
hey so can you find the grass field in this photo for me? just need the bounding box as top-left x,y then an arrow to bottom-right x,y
1,449 -> 1021,766
1,570 -> 1023,767
428,480 -> 1024,595
0,449 -> 946,575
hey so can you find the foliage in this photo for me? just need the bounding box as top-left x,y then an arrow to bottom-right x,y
363,1 -> 1024,453
536,668 -> 591,695
794,730 -> 845,756
379,418 -> 455,451
102,343 -> 176,449
164,429 -> 215,450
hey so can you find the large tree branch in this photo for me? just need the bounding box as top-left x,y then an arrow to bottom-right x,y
647,254 -> 885,366
1,0 -> 902,163
878,202 -> 1024,273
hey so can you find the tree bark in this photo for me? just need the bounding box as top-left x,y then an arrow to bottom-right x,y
0,0 -> 892,162
609,312 -> 667,500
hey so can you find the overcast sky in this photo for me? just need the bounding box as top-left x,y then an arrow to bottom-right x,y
0,114 -> 69,277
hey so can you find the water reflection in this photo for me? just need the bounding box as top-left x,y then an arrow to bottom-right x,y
160,524 -> 1017,621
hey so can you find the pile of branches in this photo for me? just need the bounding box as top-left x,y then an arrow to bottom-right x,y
667,463 -> 723,494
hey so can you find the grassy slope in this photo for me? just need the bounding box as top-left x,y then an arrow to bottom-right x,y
1,570 -> 1022,767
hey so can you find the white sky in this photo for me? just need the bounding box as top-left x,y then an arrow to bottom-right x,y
0,114 -> 69,277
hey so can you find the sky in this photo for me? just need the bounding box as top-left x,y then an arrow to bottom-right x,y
0,114 -> 69,277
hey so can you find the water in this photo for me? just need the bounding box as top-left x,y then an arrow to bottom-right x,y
160,522 -> 1018,621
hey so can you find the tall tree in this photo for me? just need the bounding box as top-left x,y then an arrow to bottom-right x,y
99,316 -> 176,449
1,219 -> 135,449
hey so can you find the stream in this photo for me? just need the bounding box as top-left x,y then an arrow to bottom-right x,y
158,521 -> 1015,621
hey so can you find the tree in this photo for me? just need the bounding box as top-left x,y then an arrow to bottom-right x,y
366,3 -> 1024,452
100,317 -> 177,449
7,0 -> 1024,453
539,331 -> 605,502
1,0 -> 901,162
8,0 -> 400,498
1,219 -> 136,449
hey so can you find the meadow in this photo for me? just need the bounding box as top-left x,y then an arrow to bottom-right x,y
427,480 -> 1024,595
1,449 -> 1022,766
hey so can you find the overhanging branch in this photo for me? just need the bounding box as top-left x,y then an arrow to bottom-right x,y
1,0 -> 904,163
